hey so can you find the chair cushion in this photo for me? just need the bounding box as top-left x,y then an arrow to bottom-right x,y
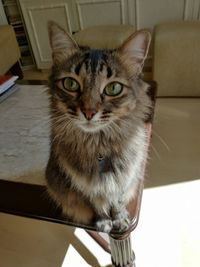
153,21 -> 200,96
74,25 -> 135,49
148,98 -> 200,186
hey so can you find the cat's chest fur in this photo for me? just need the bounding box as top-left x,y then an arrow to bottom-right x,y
52,120 -> 146,199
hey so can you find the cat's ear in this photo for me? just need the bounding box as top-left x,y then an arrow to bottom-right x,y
48,21 -> 79,62
118,30 -> 151,73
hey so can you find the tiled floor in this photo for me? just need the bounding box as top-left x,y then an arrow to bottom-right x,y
1,70 -> 200,266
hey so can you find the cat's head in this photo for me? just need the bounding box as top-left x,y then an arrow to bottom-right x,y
48,22 -> 151,133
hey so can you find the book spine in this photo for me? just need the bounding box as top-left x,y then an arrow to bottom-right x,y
0,76 -> 18,94
0,84 -> 19,103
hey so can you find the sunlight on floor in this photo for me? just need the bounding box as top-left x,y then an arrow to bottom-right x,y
61,229 -> 111,267
61,244 -> 90,267
134,179 -> 200,267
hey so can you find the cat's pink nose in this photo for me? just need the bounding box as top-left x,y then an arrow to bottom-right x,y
82,109 -> 97,120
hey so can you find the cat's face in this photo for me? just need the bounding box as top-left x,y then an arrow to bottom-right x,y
48,22 -> 151,133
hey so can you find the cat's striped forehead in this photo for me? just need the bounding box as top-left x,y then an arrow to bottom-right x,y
64,48 -> 118,79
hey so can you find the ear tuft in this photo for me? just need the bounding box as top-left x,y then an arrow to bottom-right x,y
119,30 -> 151,65
48,21 -> 79,61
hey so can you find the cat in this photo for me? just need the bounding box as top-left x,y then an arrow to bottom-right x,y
46,21 -> 151,233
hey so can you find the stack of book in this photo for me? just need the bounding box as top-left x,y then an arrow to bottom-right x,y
0,75 -> 19,102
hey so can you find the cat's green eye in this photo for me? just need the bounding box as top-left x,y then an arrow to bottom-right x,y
62,77 -> 80,92
104,82 -> 123,96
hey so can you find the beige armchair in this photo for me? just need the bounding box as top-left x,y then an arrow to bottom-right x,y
149,21 -> 200,187
0,25 -> 23,78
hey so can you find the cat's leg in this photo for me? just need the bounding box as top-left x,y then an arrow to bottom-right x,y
95,202 -> 130,233
96,218 -> 113,233
62,190 -> 95,224
111,189 -> 134,231
111,204 -> 131,232
47,187 -> 95,225
111,183 -> 140,232
92,196 -> 113,233
93,195 -> 131,233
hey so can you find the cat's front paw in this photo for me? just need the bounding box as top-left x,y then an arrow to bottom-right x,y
112,213 -> 131,232
96,219 -> 113,233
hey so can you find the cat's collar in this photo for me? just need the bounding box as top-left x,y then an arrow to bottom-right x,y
98,154 -> 104,161
98,154 -> 105,173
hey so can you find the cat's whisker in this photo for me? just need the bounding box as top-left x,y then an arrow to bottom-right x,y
53,112 -> 77,124
38,116 -> 51,126
54,117 -> 76,126
52,120 -> 74,144
152,129 -> 170,151
104,122 -> 122,138
54,120 -> 73,133
150,143 -> 161,160
110,118 -> 131,132
100,114 -> 111,119
52,117 -> 73,135
110,121 -> 122,133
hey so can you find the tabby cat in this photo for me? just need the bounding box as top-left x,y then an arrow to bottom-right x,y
46,22 -> 151,233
